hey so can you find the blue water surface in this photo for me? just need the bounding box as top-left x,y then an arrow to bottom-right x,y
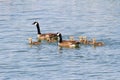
0,0 -> 120,80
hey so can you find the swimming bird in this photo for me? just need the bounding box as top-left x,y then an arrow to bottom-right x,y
92,38 -> 104,46
69,36 -> 74,41
32,21 -> 57,41
28,37 -> 40,45
57,32 -> 80,48
79,36 -> 84,44
83,36 -> 89,45
88,39 -> 93,45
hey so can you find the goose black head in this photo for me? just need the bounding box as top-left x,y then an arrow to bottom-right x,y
32,21 -> 39,26
56,32 -> 62,43
57,32 -> 61,36
32,21 -> 41,34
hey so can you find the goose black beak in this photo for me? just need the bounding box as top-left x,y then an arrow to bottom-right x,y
32,23 -> 34,25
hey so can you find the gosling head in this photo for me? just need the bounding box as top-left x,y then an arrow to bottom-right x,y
69,36 -> 74,41
28,37 -> 32,44
92,38 -> 96,43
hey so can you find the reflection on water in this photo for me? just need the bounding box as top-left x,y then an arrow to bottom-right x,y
0,0 -> 120,80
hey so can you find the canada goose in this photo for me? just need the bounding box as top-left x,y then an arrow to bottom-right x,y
92,38 -> 104,46
57,32 -> 80,48
28,37 -> 40,45
32,21 -> 57,41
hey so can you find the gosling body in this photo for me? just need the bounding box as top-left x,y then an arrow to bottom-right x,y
28,38 -> 40,45
92,38 -> 104,46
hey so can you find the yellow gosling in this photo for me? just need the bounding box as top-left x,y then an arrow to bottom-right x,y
92,38 -> 104,46
28,38 -> 40,45
79,36 -> 84,44
83,36 -> 89,44
69,36 -> 74,41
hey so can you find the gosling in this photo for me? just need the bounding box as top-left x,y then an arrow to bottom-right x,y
28,37 -> 40,45
92,38 -> 104,46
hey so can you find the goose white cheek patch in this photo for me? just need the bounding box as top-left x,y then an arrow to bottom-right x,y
34,22 -> 37,26
37,35 -> 40,38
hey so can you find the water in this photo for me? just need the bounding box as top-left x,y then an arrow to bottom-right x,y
0,0 -> 120,80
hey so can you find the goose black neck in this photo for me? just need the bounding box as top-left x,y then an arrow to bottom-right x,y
58,34 -> 62,43
36,23 -> 41,34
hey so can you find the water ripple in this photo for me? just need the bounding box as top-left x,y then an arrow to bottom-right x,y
0,0 -> 120,80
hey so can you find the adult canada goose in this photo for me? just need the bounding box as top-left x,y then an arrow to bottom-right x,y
32,21 -> 57,41
92,38 -> 104,46
28,37 -> 40,45
57,32 -> 80,48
